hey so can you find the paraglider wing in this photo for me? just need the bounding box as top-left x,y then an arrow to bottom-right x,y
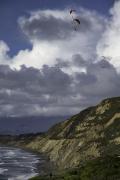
70,9 -> 76,14
74,18 -> 80,24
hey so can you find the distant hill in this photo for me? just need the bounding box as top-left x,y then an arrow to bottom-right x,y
0,97 -> 120,170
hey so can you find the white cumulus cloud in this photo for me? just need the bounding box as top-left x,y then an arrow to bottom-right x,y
97,0 -> 120,71
0,8 -> 106,70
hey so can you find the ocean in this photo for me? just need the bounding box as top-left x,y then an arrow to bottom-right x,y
0,146 -> 41,180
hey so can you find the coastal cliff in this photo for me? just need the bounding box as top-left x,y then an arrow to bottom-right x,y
0,97 -> 120,169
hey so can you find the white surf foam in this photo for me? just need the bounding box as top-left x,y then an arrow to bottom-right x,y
0,168 -> 8,174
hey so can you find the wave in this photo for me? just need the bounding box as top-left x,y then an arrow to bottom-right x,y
0,168 -> 8,174
8,173 -> 38,180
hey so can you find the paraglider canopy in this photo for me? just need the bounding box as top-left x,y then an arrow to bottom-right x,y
73,18 -> 80,25
70,9 -> 76,15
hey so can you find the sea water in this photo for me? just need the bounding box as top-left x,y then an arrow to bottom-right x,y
0,146 -> 41,180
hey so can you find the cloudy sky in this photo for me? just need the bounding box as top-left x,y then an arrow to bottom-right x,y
0,0 -> 119,118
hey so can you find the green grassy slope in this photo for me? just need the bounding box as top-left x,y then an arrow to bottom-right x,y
29,155 -> 120,180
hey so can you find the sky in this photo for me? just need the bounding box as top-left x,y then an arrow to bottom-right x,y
0,0 -> 115,57
0,0 -> 120,120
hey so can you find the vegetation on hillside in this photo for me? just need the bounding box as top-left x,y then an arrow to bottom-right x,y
29,155 -> 120,180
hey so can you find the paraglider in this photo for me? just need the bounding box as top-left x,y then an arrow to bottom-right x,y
69,9 -> 80,31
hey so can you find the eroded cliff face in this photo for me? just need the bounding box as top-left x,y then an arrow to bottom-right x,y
0,97 -> 120,169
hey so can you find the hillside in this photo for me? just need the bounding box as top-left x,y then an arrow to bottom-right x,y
29,155 -> 120,180
0,97 -> 120,169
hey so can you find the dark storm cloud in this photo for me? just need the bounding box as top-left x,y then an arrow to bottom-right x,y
72,54 -> 88,67
55,58 -> 70,68
75,72 -> 97,85
55,54 -> 88,69
75,59 -> 120,98
0,56 -> 119,116
19,11 -> 92,41
0,64 -> 72,107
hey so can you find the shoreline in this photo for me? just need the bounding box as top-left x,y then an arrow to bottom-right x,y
0,144 -> 55,176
